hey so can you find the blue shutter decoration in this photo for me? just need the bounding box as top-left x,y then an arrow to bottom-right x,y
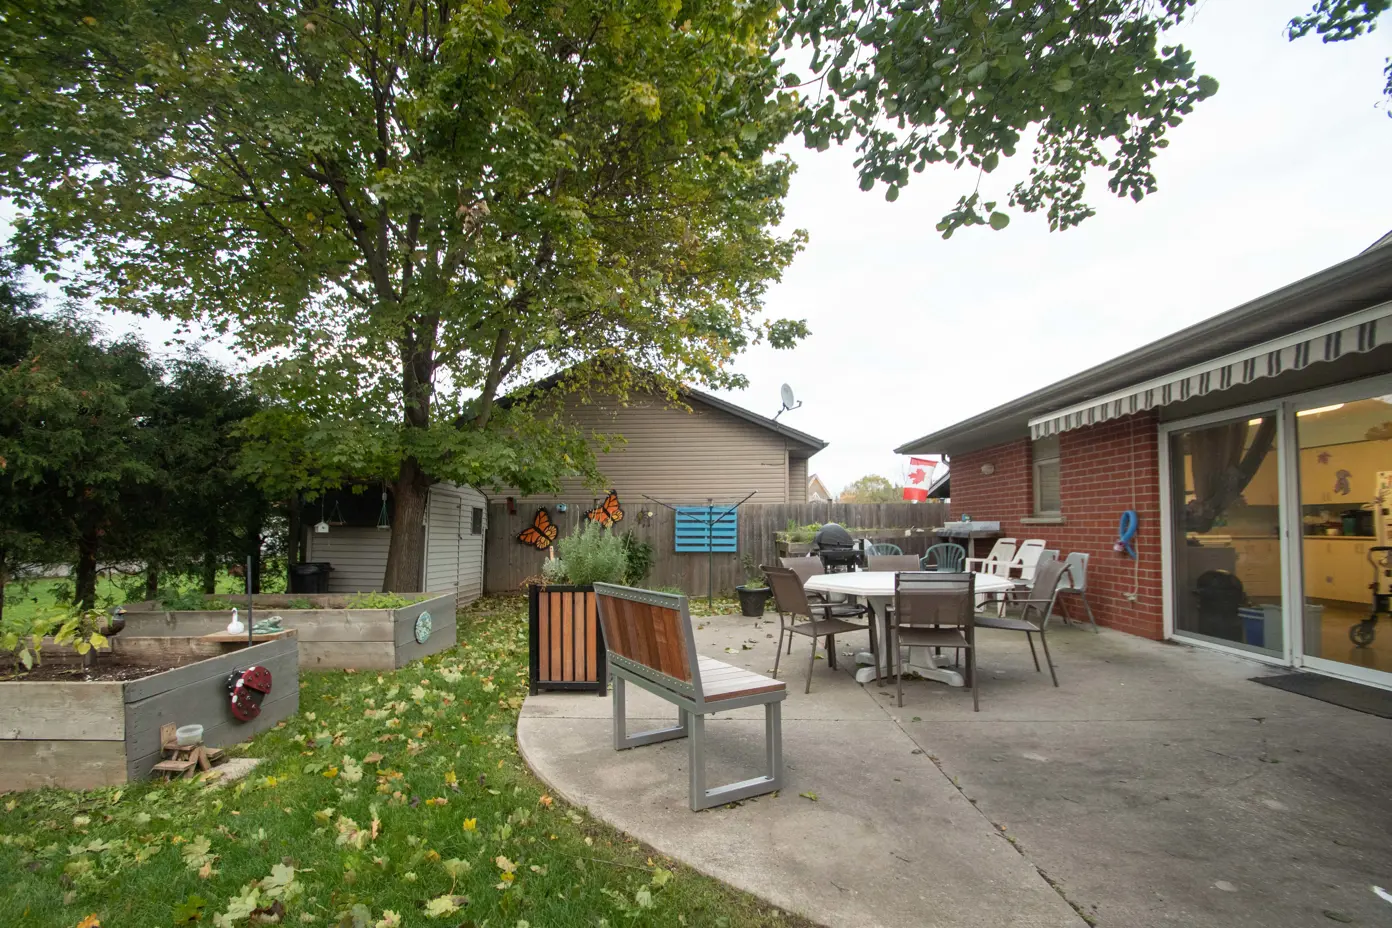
674,506 -> 738,553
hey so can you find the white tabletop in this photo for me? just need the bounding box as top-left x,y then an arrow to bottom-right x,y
803,570 -> 1013,599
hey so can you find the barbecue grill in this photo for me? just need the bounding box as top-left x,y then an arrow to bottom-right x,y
814,523 -> 863,572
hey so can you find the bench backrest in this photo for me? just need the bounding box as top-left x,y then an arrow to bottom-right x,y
593,583 -> 699,696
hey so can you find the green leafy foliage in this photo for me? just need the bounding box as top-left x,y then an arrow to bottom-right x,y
52,609 -> 110,665
555,522 -> 627,587
344,592 -> 430,610
1,614 -> 50,674
838,475 -> 903,504
0,0 -> 810,591
1287,1 -> 1392,101
739,554 -> 766,589
619,533 -> 656,587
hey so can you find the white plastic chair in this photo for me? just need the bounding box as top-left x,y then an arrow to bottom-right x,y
1056,552 -> 1100,633
987,540 -> 1048,617
966,537 -> 1016,613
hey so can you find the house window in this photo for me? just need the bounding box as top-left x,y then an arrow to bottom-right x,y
470,507 -> 484,535
1033,435 -> 1061,516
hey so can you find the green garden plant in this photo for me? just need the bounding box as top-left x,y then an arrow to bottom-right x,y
556,523 -> 627,588
52,609 -> 111,669
620,533 -> 656,587
1,615 -> 51,674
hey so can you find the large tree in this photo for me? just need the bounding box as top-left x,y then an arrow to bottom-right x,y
1,0 -> 807,590
839,473 -> 903,504
781,0 -> 1389,236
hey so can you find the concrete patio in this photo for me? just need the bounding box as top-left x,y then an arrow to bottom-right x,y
517,612 -> 1392,928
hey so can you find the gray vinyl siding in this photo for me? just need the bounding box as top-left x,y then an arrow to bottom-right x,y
788,456 -> 808,503
423,483 -> 486,604
305,482 -> 486,598
493,391 -> 800,504
306,527 -> 391,593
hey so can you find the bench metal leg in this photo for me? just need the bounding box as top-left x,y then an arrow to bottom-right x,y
687,701 -> 785,812
612,676 -> 689,751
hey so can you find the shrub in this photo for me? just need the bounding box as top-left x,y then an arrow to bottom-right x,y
540,557 -> 569,584
619,532 -> 655,586
556,521 -> 627,586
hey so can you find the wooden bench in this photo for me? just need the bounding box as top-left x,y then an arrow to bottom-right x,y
593,583 -> 786,811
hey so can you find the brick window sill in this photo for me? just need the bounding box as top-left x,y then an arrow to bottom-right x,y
1021,515 -> 1067,525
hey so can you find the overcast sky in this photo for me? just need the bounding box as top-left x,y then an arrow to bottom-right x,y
710,0 -> 1392,495
22,0 -> 1392,499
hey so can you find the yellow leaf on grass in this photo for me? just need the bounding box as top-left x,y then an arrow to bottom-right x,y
323,766 -> 339,779
363,752 -> 384,765
538,795 -> 553,808
75,916 -> 101,928
462,818 -> 477,832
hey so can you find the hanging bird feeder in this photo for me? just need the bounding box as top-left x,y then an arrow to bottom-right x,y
377,490 -> 391,531
314,498 -> 331,534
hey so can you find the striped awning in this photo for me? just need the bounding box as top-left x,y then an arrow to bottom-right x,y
1029,300 -> 1392,439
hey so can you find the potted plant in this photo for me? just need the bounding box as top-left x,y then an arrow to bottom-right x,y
528,521 -> 628,696
736,554 -> 772,617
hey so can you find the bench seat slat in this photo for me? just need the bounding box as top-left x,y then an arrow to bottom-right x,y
698,657 -> 785,702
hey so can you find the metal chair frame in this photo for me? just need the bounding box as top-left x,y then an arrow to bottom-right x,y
890,572 -> 978,710
764,565 -> 878,692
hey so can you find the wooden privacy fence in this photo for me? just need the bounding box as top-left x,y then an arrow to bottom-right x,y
485,500 -> 949,596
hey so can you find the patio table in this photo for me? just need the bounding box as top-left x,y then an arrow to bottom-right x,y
803,571 -> 1013,687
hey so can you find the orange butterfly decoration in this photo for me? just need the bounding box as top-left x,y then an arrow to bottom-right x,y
585,490 -> 624,527
516,508 -> 559,549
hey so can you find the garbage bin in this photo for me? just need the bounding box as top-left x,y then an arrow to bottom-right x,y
290,562 -> 333,594
1194,570 -> 1244,641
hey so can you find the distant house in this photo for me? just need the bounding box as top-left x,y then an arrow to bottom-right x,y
491,373 -> 828,505
807,473 -> 833,502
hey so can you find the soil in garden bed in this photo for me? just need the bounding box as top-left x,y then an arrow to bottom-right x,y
3,658 -> 184,683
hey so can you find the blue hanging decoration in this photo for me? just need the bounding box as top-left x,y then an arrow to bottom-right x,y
1113,510 -> 1139,558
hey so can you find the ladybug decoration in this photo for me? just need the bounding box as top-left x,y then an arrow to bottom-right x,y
226,665 -> 273,722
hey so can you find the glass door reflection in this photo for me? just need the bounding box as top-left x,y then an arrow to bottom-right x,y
1170,413 -> 1284,654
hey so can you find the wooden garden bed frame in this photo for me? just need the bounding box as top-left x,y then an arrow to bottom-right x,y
118,592 -> 457,670
0,634 -> 299,791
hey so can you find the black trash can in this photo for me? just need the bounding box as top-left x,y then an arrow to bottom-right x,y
1194,569 -> 1244,640
290,561 -> 333,594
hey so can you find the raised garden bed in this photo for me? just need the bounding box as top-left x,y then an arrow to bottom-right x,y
118,591 -> 456,671
0,633 -> 299,791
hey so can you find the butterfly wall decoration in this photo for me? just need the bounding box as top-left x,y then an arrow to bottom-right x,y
516,508 -> 559,549
585,490 -> 624,527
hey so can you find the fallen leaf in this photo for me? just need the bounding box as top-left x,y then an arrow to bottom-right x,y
462,818 -> 477,832
799,791 -> 819,802
75,917 -> 101,928
363,753 -> 384,765
422,895 -> 464,918
538,795 -> 553,808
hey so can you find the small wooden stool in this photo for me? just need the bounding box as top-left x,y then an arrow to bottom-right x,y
152,724 -> 225,780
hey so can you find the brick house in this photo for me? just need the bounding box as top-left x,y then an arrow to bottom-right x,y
897,234 -> 1392,690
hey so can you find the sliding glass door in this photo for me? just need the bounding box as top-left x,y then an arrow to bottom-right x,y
1167,411 -> 1285,657
1292,390 -> 1392,688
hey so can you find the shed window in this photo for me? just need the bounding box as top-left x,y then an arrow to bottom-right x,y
1033,435 -> 1061,516
470,507 -> 484,535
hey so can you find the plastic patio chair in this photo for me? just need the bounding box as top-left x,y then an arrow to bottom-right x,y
975,558 -> 1070,687
965,537 -> 1017,576
920,542 -> 967,572
865,543 -> 903,556
1056,552 -> 1100,633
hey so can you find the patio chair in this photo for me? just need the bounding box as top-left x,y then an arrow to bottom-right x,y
867,554 -> 924,572
965,537 -> 1017,576
764,565 -> 878,693
920,542 -> 967,572
1056,552 -> 1100,633
778,556 -> 868,636
866,542 -> 903,556
975,558 -> 1069,687
889,572 -> 978,710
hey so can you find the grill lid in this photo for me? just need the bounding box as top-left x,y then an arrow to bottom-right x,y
813,523 -> 855,550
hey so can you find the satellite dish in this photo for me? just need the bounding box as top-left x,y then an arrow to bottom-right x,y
773,383 -> 802,421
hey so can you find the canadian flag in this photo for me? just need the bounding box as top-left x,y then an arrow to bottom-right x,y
909,456 -> 940,467
902,487 -> 928,502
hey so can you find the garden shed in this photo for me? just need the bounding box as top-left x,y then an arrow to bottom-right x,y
301,481 -> 487,601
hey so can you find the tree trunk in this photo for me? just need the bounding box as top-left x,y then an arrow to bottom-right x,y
75,522 -> 99,611
382,457 -> 429,592
145,565 -> 159,600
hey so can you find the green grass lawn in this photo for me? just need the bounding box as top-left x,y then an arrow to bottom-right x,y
3,573 -> 255,626
0,597 -> 805,928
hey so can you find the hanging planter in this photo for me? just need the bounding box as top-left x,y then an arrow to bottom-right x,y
377,490 -> 391,531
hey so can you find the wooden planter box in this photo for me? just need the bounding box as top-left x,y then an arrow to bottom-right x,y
528,585 -> 606,696
119,592 -> 456,671
0,634 -> 299,791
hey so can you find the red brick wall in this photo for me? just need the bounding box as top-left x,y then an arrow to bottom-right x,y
951,412 -> 1165,639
